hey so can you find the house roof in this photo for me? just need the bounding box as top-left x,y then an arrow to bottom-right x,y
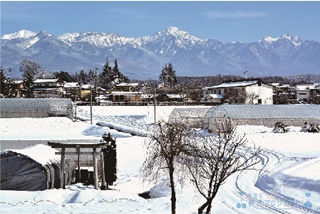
167,94 -> 186,99
296,84 -> 318,90
81,84 -> 93,90
34,79 -> 59,83
111,91 -> 141,96
116,83 -> 139,87
64,82 -> 80,88
210,80 -> 258,89
206,94 -> 223,99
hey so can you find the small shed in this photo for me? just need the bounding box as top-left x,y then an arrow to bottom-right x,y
0,144 -> 75,191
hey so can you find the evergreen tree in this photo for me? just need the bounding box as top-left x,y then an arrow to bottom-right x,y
100,57 -> 113,89
79,69 -> 87,84
19,60 -> 42,98
100,57 -> 129,90
0,67 -> 15,97
113,59 -> 121,84
159,63 -> 177,88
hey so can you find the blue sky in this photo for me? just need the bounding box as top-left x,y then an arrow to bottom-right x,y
1,1 -> 320,43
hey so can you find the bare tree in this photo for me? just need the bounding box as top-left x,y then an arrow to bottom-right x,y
186,121 -> 262,214
141,121 -> 195,214
223,88 -> 246,104
246,91 -> 259,104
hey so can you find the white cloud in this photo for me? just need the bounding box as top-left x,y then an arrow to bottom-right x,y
203,10 -> 268,19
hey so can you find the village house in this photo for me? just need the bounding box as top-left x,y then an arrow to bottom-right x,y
33,78 -> 64,98
110,83 -> 141,103
295,83 -> 320,103
272,83 -> 296,104
114,83 -> 139,92
202,79 -> 273,105
64,82 -> 81,101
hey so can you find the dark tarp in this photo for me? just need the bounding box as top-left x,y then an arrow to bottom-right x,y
0,144 -> 75,191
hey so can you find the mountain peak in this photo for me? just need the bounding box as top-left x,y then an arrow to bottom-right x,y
2,29 -> 36,40
260,36 -> 278,43
160,26 -> 190,37
259,34 -> 303,46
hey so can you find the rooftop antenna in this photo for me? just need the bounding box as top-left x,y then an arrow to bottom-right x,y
243,69 -> 248,79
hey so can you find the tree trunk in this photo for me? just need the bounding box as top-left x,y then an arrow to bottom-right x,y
198,198 -> 214,214
169,161 -> 176,214
198,200 -> 209,214
205,198 -> 213,214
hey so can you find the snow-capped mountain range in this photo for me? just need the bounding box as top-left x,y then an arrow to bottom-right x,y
1,27 -> 320,79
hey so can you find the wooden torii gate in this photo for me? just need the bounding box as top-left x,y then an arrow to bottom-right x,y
47,141 -> 108,190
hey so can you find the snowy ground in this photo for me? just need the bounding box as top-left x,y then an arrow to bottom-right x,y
0,105 -> 319,213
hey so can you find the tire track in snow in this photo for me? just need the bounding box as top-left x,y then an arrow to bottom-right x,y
235,149 -> 318,214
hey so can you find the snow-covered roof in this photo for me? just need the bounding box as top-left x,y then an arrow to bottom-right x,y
34,79 -> 59,83
210,80 -> 258,89
206,94 -> 223,99
111,91 -> 141,96
14,80 -> 23,84
81,84 -> 93,90
116,83 -> 139,87
4,144 -> 60,165
167,94 -> 186,99
296,84 -> 319,90
64,82 -> 80,88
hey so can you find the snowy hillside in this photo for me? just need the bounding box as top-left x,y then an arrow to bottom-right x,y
0,105 -> 319,213
1,27 -> 320,79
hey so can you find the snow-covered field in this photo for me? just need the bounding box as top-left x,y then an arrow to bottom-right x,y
0,105 -> 319,214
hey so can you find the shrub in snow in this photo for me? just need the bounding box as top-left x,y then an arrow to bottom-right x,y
302,122 -> 320,133
102,133 -> 117,187
273,122 -> 288,133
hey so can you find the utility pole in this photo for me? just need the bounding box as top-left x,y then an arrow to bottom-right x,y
90,83 -> 93,124
153,81 -> 157,124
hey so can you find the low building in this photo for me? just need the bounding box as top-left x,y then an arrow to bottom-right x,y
110,91 -> 142,103
64,82 -> 81,101
296,83 -> 320,103
202,79 -> 273,104
272,83 -> 296,104
33,78 -> 64,98
115,83 -> 139,92
202,94 -> 224,104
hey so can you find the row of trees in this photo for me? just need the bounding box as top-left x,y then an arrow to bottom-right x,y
0,57 -> 129,98
72,58 -> 129,90
142,120 -> 262,214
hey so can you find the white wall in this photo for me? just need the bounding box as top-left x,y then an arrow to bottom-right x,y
246,84 -> 273,104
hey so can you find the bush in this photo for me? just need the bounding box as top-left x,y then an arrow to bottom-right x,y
273,122 -> 288,133
302,122 -> 320,133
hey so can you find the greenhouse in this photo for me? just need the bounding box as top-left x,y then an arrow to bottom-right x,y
203,105 -> 320,133
169,107 -> 210,128
169,105 -> 320,133
0,98 -> 73,119
0,144 -> 75,191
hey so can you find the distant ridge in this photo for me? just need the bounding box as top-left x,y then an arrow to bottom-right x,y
1,26 -> 320,79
